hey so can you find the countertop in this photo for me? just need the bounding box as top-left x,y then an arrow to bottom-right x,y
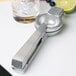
0,1 -> 76,76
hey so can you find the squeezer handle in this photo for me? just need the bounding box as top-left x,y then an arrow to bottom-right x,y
12,28 -> 46,70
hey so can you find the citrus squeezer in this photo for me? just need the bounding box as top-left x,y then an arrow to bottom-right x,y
12,7 -> 64,72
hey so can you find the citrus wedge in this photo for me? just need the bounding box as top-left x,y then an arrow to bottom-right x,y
56,0 -> 76,14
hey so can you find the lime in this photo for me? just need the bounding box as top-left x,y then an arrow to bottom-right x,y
56,0 -> 76,14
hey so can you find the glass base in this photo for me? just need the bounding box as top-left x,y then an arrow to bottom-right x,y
14,16 -> 36,24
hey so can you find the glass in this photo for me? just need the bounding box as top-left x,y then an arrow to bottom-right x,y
11,0 -> 40,23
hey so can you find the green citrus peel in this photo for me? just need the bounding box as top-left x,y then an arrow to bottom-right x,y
56,0 -> 76,14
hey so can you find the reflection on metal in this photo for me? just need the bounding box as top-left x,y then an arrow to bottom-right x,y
12,7 -> 64,72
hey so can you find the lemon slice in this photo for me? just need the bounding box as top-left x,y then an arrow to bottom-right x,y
56,0 -> 76,14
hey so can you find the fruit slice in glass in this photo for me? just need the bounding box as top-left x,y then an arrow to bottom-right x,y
0,0 -> 7,2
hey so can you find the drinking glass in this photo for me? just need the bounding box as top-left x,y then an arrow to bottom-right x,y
11,0 -> 40,23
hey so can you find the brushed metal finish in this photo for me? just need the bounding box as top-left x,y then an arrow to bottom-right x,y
12,7 -> 64,72
35,7 -> 64,36
12,24 -> 47,71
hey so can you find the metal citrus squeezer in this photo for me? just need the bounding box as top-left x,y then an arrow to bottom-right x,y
12,7 -> 64,72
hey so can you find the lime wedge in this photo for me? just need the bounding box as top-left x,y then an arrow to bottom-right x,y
56,0 -> 76,14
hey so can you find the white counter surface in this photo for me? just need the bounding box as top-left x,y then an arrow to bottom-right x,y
0,1 -> 76,76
